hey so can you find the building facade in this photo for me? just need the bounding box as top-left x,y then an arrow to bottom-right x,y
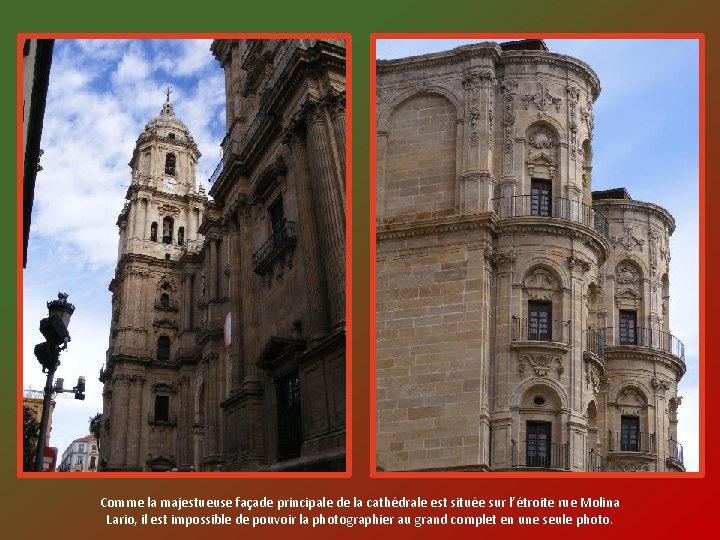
59,435 -> 99,472
99,39 -> 346,472
23,389 -> 55,447
375,41 -> 686,473
22,38 -> 54,267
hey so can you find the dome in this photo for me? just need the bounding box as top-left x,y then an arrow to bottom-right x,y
141,100 -> 197,149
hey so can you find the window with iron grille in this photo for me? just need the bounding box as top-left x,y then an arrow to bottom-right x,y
276,368 -> 303,460
531,179 -> 552,217
621,415 -> 640,451
528,301 -> 552,341
619,310 -> 637,345
526,421 -> 551,467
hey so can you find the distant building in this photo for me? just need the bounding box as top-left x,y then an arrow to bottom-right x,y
99,39 -> 346,472
375,40 -> 686,472
59,435 -> 99,472
23,389 -> 57,471
23,388 -> 55,448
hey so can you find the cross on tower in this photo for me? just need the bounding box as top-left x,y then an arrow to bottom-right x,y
165,86 -> 174,102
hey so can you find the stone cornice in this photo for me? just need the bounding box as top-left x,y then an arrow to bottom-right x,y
496,218 -> 609,261
376,213 -> 497,241
377,44 -> 600,100
592,199 -> 676,235
605,347 -> 686,379
377,42 -> 502,74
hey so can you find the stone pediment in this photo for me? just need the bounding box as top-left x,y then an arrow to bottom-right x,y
526,151 -> 557,179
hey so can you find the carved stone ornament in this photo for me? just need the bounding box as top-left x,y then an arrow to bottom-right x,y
568,255 -> 591,274
651,377 -> 672,395
523,82 -> 562,112
519,353 -> 563,378
528,126 -> 556,149
524,268 -> 559,291
615,263 -> 639,285
614,462 -> 651,472
581,102 -> 594,140
586,365 -> 601,396
157,204 -> 181,219
615,387 -> 646,415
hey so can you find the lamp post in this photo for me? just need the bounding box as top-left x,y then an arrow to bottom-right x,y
33,293 -> 75,472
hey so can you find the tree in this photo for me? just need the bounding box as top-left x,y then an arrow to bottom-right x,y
89,412 -> 102,452
23,406 -> 40,472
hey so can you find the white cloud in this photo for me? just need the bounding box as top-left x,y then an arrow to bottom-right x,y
24,39 -> 226,459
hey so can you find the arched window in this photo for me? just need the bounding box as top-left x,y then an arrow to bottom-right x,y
157,336 -> 170,361
177,227 -> 184,246
150,222 -> 158,242
162,217 -> 173,244
165,153 -> 176,176
160,293 -> 169,307
168,132 -> 175,140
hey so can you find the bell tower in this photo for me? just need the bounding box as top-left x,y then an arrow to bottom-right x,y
100,97 -> 207,471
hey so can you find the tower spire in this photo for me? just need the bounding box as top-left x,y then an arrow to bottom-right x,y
165,86 -> 173,103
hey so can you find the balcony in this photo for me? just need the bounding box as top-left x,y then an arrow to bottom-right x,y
601,327 -> 685,361
583,328 -> 606,368
253,220 -> 297,274
511,440 -> 569,470
511,316 -> 570,344
608,430 -> 656,453
492,195 -> 610,240
208,159 -> 223,185
147,412 -> 177,426
587,449 -> 608,472
667,439 -> 685,470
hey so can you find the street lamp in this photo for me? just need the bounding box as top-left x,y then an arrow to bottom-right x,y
32,293 -> 75,472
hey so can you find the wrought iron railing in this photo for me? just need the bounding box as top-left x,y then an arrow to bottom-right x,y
584,328 -> 605,360
601,327 -> 685,361
511,316 -> 569,343
668,439 -> 684,465
208,159 -> 223,185
253,220 -> 297,274
512,440 -> 570,469
147,412 -> 177,426
608,430 -> 656,453
492,195 -> 610,240
587,449 -> 608,472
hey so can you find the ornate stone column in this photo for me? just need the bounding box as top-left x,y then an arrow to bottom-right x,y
126,375 -> 145,468
328,91 -> 346,190
500,78 -> 519,184
209,235 -> 218,300
239,207 -> 260,382
285,121 -> 330,339
183,272 -> 193,330
128,199 -> 137,238
305,100 -> 346,328
226,206 -> 243,390
109,375 -> 130,469
207,354 -> 219,459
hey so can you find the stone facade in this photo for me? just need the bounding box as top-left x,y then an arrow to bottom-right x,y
375,40 -> 685,473
100,39 -> 346,472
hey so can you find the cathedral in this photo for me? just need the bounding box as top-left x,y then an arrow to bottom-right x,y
375,40 -> 686,472
99,39 -> 346,472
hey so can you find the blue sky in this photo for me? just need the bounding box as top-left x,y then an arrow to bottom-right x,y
377,38 -> 701,471
22,39 -> 226,462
